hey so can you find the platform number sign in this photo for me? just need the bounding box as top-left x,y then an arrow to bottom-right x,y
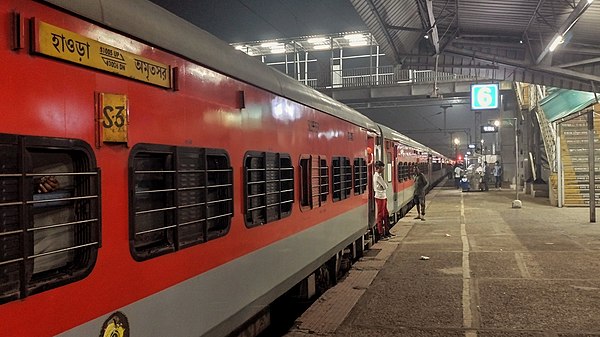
98,93 -> 128,144
471,84 -> 499,110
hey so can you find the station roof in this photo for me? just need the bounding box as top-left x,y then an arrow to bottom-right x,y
150,0 -> 600,91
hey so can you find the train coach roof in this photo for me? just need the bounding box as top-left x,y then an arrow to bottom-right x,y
42,0 -> 377,131
377,124 -> 431,153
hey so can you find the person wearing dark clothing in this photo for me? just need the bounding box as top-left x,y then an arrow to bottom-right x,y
413,166 -> 429,221
493,161 -> 502,189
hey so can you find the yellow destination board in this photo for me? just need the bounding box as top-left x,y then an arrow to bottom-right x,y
99,93 -> 128,143
34,20 -> 171,88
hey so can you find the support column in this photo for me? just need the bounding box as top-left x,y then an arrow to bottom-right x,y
588,110 -> 596,222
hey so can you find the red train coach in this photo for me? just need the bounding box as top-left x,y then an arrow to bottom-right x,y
372,125 -> 449,225
1,0 -> 379,336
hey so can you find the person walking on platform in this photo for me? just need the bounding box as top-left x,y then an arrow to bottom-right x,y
413,166 -> 429,221
453,164 -> 463,189
493,160 -> 503,189
373,161 -> 391,239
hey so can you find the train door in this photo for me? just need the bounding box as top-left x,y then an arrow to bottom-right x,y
427,153 -> 433,190
367,134 -> 376,229
385,140 -> 394,221
391,140 -> 398,194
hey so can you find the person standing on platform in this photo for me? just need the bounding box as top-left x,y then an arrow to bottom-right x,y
373,160 -> 391,239
454,164 -> 463,189
413,166 -> 429,221
493,160 -> 503,189
482,161 -> 490,191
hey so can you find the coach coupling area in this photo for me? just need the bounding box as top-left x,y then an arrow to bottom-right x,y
285,180 -> 600,337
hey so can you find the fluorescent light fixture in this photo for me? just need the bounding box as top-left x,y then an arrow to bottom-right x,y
307,37 -> 327,44
313,44 -> 331,50
588,0 -> 593,4
260,42 -> 281,48
269,47 -> 286,54
548,35 -> 564,52
234,45 -> 245,50
349,40 -> 368,47
344,33 -> 365,40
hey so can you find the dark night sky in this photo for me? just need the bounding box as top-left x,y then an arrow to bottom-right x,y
148,0 -> 367,43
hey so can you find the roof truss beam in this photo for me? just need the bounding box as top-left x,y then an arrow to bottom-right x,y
425,0 -> 440,54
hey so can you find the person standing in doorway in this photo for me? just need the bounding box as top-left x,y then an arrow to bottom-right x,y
373,161 -> 391,239
413,166 -> 429,221
493,160 -> 503,189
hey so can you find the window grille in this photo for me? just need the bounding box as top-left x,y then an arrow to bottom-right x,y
130,145 -> 233,260
332,156 -> 351,201
353,158 -> 367,194
300,155 -> 328,210
397,162 -> 402,182
319,157 -> 329,204
398,162 -> 409,181
244,152 -> 294,227
0,134 -> 99,304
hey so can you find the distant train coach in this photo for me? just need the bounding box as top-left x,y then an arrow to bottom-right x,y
0,1 -> 449,336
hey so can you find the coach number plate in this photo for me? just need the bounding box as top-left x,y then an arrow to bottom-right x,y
99,93 -> 128,143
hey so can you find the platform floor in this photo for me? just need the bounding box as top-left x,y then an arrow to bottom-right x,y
286,180 -> 600,337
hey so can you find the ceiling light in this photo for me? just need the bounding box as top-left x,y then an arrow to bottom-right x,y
548,35 -> 564,52
424,34 -> 429,39
349,40 -> 368,47
588,0 -> 594,4
269,47 -> 286,54
313,44 -> 331,50
344,33 -> 365,41
261,42 -> 281,48
234,45 -> 245,50
307,37 -> 327,44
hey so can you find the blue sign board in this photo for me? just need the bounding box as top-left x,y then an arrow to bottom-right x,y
471,83 -> 499,110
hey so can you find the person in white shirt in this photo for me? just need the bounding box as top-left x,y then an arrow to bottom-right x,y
453,165 -> 463,189
373,161 -> 391,239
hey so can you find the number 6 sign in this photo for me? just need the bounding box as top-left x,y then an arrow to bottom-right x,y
471,84 -> 499,110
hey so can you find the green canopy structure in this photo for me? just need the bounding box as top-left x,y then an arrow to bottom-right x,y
540,88 -> 597,122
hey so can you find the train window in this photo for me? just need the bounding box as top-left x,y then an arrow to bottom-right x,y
0,134 -> 100,305
401,163 -> 406,181
353,158 -> 367,195
129,145 -> 233,261
300,155 -> 327,210
396,163 -> 402,182
319,157 -> 329,204
244,152 -> 294,227
332,156 -> 351,202
299,156 -> 311,210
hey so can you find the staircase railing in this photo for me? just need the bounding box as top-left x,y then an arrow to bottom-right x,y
514,82 -> 556,172
532,85 -> 557,172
